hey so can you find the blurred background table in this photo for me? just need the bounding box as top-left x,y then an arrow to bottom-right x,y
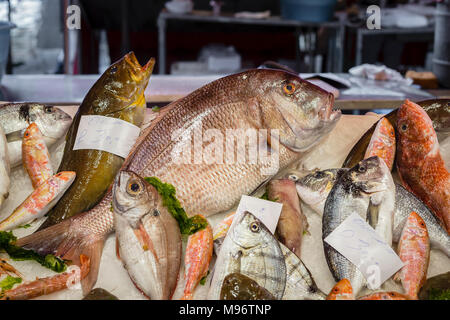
157,10 -> 345,74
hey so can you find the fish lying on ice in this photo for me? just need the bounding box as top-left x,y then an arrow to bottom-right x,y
293,168 -> 450,257
17,68 -> 341,296
112,171 -> 182,300
207,211 -> 286,300
322,156 -> 396,295
39,52 -> 154,230
182,219 -> 213,300
0,103 -> 72,167
364,117 -> 396,170
22,123 -> 53,189
267,179 -> 308,258
396,99 -> 450,233
394,211 -> 430,300
0,171 -> 76,231
0,126 -> 10,208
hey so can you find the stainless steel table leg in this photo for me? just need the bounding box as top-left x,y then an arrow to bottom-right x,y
157,15 -> 167,74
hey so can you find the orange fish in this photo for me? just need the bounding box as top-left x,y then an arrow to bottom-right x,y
396,99 -> 450,233
0,171 -> 76,231
182,218 -> 213,300
1,255 -> 90,300
394,211 -> 430,300
22,123 -> 54,189
364,117 -> 396,170
358,291 -> 410,300
326,279 -> 354,300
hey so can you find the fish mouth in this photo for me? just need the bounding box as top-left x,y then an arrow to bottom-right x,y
124,52 -> 155,82
319,93 -> 341,123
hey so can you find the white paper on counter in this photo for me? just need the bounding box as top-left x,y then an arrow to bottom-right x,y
73,115 -> 140,158
230,195 -> 283,234
324,213 -> 404,290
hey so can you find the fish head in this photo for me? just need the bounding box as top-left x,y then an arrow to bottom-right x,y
112,170 -> 157,228
231,211 -> 272,249
295,169 -> 342,208
253,70 -> 341,152
327,279 -> 354,300
397,99 -> 439,161
53,171 -> 76,184
87,52 -> 154,116
405,211 -> 429,239
26,104 -> 72,140
349,157 -> 391,195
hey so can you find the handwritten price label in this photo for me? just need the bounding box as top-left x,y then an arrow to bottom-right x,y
324,213 -> 404,289
73,115 -> 141,158
230,195 -> 283,235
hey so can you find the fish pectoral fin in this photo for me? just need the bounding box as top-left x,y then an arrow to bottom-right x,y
133,222 -> 158,261
367,198 -> 379,229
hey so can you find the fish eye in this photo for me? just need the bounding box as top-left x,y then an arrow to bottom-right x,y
127,181 -> 141,195
250,221 -> 260,233
400,123 -> 408,131
44,106 -> 53,113
358,165 -> 366,173
288,174 -> 298,181
152,209 -> 160,216
314,171 -> 325,179
283,83 -> 296,95
110,66 -> 118,74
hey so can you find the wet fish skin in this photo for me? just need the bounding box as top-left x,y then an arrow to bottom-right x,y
182,218 -> 213,300
22,123 -> 53,188
40,52 -> 154,229
326,279 -> 354,300
364,117 -> 396,170
268,179 -> 308,258
0,126 -> 10,208
113,170 -> 181,300
17,68 -> 339,296
0,171 -> 76,231
293,167 -> 450,257
0,103 -> 72,167
207,211 -> 286,300
396,99 -> 450,233
342,99 -> 449,169
292,168 -> 348,215
394,212 -> 430,300
394,184 -> 450,257
323,156 -> 395,295
358,291 -> 410,300
220,272 -> 276,300
280,243 -> 326,300
122,68 -> 340,217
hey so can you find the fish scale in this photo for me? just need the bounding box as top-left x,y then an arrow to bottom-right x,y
17,68 -> 340,298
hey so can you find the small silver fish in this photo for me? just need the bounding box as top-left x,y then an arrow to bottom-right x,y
112,170 -> 182,300
294,168 -> 450,257
0,103 -> 72,167
322,157 -> 396,295
207,211 -> 286,300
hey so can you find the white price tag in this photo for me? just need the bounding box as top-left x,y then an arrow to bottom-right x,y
73,115 -> 141,158
230,195 -> 283,235
324,213 -> 404,290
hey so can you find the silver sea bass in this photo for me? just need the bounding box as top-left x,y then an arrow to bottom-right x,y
322,156 -> 396,295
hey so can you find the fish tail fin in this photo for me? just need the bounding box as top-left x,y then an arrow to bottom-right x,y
16,216 -> 106,295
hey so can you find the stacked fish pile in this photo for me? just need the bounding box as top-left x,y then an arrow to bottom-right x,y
0,52 -> 448,300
